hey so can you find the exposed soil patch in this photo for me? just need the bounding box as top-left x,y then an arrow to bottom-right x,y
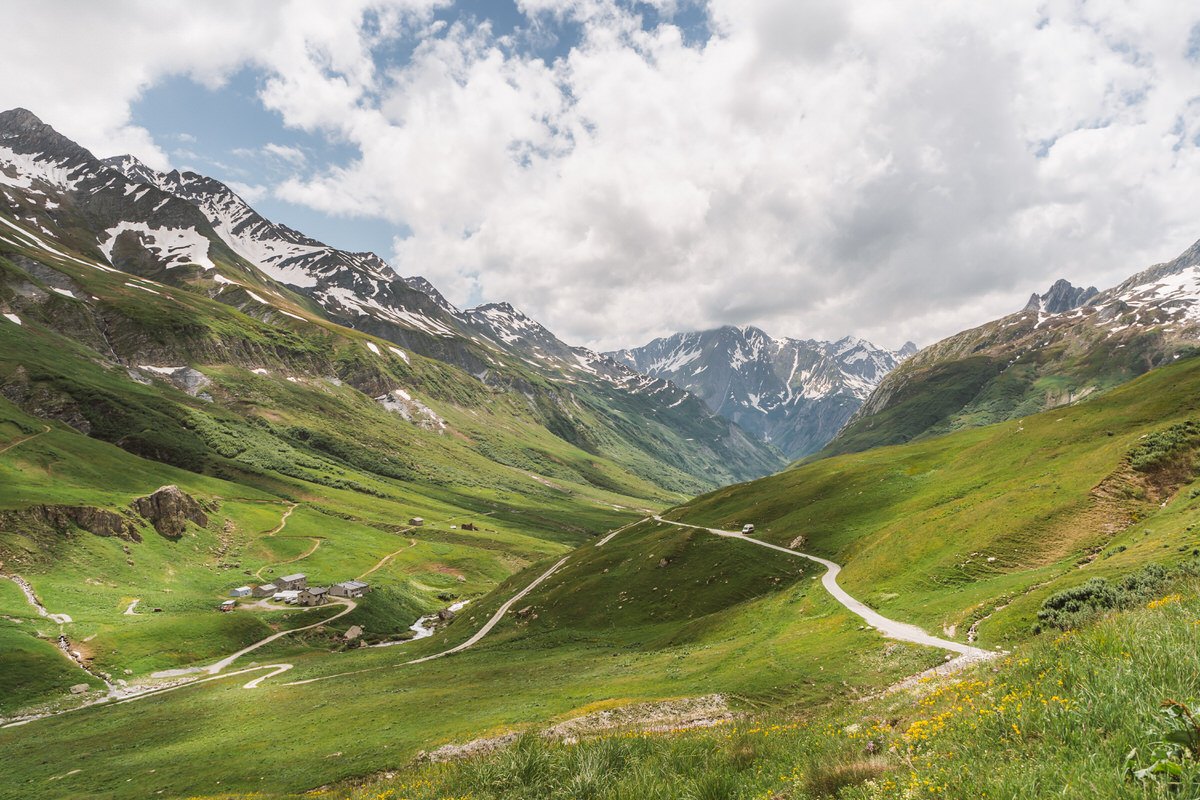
418,695 -> 735,763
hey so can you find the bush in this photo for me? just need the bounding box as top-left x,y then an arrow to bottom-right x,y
1035,563 -> 1171,631
1129,420 -> 1200,472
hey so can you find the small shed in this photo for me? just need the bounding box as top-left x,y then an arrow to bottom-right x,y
330,580 -> 370,599
276,573 -> 308,591
219,600 -> 236,612
253,583 -> 278,598
230,586 -> 252,597
297,587 -> 329,606
409,517 -> 424,526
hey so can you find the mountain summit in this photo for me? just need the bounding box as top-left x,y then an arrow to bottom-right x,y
1023,278 -> 1099,314
609,326 -> 911,458
0,108 -> 785,492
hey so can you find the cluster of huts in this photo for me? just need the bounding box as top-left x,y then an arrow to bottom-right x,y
222,573 -> 371,611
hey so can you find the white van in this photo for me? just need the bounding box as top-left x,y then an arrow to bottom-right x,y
741,524 -> 755,534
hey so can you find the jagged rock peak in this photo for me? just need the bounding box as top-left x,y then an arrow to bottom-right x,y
1024,278 -> 1099,314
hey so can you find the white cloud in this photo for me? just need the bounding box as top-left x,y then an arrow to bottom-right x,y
0,1 -> 443,168
270,0 -> 1200,350
2,1 -> 1200,352
263,143 -> 308,165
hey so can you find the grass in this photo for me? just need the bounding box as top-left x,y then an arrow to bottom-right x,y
670,353 -> 1200,648
5,213 -> 1200,797
299,579 -> 1200,800
5,348 -> 1200,797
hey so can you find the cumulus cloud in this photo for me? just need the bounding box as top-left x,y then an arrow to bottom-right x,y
270,0 -> 1200,350
0,0 -> 443,167
2,0 -> 1200,351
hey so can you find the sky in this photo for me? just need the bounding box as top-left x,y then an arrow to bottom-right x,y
2,0 -> 1200,352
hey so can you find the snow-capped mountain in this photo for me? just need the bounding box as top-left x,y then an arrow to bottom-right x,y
0,107 -> 785,488
831,241 -> 1200,457
101,154 -> 473,349
0,108 -> 252,285
102,150 -> 746,437
609,326 -> 915,458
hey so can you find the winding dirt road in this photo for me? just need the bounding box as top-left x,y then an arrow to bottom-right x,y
654,517 -> 994,662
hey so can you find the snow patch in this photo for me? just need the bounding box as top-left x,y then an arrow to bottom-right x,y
100,221 -> 215,271
3,313 -> 21,325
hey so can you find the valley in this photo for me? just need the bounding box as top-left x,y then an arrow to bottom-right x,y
3,105 -> 1200,800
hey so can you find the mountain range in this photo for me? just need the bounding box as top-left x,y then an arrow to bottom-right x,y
0,107 -> 784,493
6,104 -> 1200,800
826,242 -> 1200,456
610,328 -> 915,459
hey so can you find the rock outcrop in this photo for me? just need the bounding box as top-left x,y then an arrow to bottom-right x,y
1023,278 -> 1100,314
0,505 -> 141,541
131,485 -> 207,539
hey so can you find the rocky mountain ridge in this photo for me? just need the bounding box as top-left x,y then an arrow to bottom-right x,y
828,245 -> 1200,457
610,326 -> 914,459
0,107 -> 785,491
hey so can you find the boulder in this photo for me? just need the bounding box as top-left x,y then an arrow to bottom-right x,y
69,683 -> 88,695
131,485 -> 207,539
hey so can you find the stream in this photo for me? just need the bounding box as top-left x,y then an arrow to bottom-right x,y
372,600 -> 471,648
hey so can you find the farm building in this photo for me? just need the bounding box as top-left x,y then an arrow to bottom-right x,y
276,573 -> 308,590
330,580 -> 370,598
253,584 -> 277,598
297,586 -> 329,606
230,586 -> 252,597
409,517 -> 424,526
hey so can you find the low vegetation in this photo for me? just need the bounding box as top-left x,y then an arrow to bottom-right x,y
310,578 -> 1200,800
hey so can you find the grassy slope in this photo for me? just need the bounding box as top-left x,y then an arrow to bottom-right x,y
672,353 -> 1200,648
0,516 -> 943,799
4,348 -> 1200,798
332,581 -> 1200,800
823,302 -> 1191,460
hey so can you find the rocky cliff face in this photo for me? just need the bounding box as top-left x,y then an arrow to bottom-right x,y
131,485 -> 208,539
0,505 -> 141,542
610,326 -> 913,459
1023,279 -> 1099,314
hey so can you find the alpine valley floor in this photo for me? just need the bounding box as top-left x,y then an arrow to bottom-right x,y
6,351 -> 1200,798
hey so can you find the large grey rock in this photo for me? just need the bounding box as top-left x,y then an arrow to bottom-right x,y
131,485 -> 207,539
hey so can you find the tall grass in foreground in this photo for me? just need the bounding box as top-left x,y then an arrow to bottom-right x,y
320,583 -> 1200,800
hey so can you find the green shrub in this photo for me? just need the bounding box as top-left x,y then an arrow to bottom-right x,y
1035,563 -> 1170,631
1129,420 -> 1200,472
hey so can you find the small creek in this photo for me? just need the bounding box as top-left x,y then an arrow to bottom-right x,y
372,600 -> 471,648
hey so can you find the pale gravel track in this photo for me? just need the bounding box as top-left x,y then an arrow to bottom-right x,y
654,516 -> 995,661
